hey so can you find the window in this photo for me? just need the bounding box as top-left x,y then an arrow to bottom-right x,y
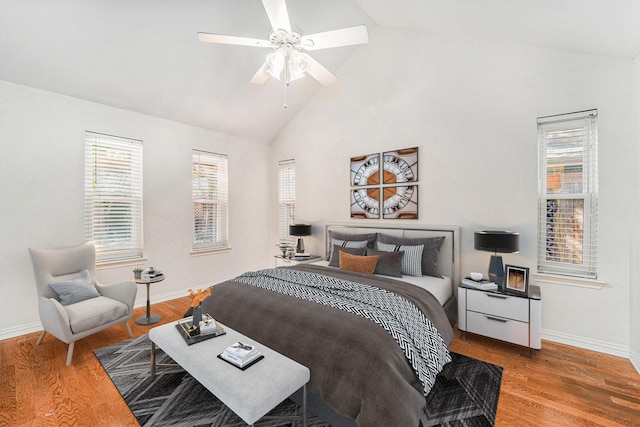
537,110 -> 598,279
278,159 -> 296,244
192,150 -> 228,252
84,131 -> 143,263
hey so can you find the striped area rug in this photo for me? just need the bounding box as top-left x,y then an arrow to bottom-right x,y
95,335 -> 502,427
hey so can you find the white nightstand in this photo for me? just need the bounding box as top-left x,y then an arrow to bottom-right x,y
275,255 -> 322,268
458,285 -> 542,357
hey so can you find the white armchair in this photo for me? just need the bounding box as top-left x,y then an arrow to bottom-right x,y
29,242 -> 137,365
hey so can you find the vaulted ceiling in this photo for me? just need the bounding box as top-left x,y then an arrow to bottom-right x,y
2,0 -> 639,144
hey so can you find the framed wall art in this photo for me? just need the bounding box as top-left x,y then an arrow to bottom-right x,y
383,185 -> 418,219
351,188 -> 380,219
382,147 -> 418,184
505,265 -> 529,296
350,153 -> 380,187
350,147 -> 419,220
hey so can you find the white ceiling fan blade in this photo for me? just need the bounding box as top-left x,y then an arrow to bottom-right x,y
198,32 -> 271,48
250,62 -> 271,84
301,54 -> 337,86
301,25 -> 369,51
261,0 -> 291,33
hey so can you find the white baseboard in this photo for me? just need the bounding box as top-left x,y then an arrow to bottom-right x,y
0,321 -> 43,341
541,329 -> 630,358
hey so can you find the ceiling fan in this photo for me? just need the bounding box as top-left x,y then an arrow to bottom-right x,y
198,0 -> 369,88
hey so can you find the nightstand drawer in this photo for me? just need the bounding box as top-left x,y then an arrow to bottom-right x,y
467,290 -> 529,322
467,311 -> 530,347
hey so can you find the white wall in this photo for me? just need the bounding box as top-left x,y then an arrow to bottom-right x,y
0,80 -> 272,338
272,27 -> 635,355
631,55 -> 640,372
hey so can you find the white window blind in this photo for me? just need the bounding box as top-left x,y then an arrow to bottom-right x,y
537,110 -> 598,279
84,131 -> 143,263
278,159 -> 296,244
192,150 -> 229,252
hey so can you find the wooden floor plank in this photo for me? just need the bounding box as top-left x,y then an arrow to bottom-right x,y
1,296 -> 639,426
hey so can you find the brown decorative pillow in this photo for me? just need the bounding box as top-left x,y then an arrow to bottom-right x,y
339,251 -> 380,275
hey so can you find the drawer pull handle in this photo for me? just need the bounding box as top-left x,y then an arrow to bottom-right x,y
485,316 -> 508,323
486,294 -> 508,300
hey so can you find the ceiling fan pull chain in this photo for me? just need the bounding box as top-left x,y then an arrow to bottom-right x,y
283,53 -> 289,109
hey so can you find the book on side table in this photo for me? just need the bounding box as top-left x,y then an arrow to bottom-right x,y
461,277 -> 498,291
218,341 -> 264,370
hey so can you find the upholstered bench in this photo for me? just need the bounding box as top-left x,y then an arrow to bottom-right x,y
149,320 -> 310,426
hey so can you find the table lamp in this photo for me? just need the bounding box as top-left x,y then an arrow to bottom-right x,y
474,230 -> 519,290
289,224 -> 312,255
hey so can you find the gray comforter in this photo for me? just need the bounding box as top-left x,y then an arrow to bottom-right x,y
200,264 -> 453,427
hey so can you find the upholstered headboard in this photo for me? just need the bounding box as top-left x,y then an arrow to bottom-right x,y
324,223 -> 461,285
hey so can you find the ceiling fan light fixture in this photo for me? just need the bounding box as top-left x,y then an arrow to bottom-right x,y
266,51 -> 285,80
198,0 -> 369,101
287,50 -> 307,81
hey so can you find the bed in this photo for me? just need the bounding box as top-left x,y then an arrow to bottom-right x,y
199,224 -> 460,427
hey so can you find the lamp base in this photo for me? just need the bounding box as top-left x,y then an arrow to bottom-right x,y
488,255 -> 505,291
296,237 -> 305,254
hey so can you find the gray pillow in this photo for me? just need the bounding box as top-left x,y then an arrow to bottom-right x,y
376,242 -> 424,277
366,248 -> 403,278
49,270 -> 100,306
377,234 -> 445,277
329,231 -> 377,249
328,238 -> 369,264
329,245 -> 367,267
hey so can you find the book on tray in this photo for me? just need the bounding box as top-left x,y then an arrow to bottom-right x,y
176,314 -> 226,345
219,342 -> 263,368
462,277 -> 498,290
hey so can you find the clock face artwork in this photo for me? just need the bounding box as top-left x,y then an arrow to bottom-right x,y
351,187 -> 380,219
350,153 -> 380,187
349,147 -> 419,220
383,185 -> 418,219
382,147 -> 418,184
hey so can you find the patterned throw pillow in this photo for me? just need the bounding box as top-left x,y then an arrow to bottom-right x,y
328,238 -> 368,264
377,234 -> 445,277
339,251 -> 380,275
328,231 -> 377,248
376,241 -> 424,277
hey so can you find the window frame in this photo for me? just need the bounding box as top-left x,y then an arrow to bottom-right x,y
278,159 -> 296,245
192,150 -> 229,253
537,110 -> 598,279
84,131 -> 143,263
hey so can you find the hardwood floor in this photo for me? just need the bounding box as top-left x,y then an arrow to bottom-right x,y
1,297 -> 639,426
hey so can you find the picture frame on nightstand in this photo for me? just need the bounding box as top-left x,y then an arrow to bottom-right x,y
505,265 -> 529,296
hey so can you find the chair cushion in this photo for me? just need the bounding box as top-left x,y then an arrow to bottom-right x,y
64,296 -> 129,334
49,270 -> 100,306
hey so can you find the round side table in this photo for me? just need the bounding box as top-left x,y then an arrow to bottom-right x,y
134,276 -> 165,325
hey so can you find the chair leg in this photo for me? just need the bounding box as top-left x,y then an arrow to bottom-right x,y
124,321 -> 133,337
66,341 -> 75,366
36,330 -> 46,345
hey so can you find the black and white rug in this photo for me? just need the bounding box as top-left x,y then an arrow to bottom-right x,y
95,335 -> 502,427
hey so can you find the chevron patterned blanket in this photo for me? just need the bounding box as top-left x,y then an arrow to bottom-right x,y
201,264 -> 453,426
235,268 -> 451,396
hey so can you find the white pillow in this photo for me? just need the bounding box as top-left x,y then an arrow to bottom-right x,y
376,241 -> 424,277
